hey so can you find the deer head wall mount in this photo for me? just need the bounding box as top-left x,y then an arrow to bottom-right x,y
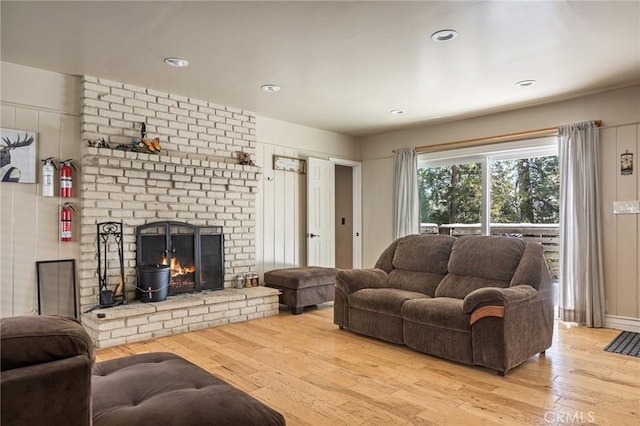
1,130 -> 35,183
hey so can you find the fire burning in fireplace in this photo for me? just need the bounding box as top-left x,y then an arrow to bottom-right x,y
162,255 -> 195,278
161,254 -> 196,293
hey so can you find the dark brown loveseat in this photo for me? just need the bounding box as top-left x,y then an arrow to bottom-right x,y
334,234 -> 554,375
1,315 -> 286,426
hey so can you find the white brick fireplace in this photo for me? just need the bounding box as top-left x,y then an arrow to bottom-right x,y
78,76 -> 278,347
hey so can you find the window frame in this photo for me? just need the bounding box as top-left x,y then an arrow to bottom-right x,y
417,136 -> 559,235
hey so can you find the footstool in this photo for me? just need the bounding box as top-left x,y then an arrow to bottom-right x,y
93,352 -> 286,426
264,267 -> 337,315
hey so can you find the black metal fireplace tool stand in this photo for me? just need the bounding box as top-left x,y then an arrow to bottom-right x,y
84,221 -> 127,313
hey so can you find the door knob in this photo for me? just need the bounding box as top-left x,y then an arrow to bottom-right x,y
309,233 -> 320,238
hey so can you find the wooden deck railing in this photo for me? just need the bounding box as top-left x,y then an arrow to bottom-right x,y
420,223 -> 560,279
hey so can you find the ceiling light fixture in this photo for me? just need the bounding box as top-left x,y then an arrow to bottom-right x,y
261,84 -> 281,92
390,109 -> 406,115
431,29 -> 458,42
164,57 -> 189,68
516,79 -> 536,87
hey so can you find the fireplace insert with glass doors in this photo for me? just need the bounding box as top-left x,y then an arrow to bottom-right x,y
136,221 -> 224,296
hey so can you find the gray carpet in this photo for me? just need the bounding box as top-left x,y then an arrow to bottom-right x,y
603,331 -> 640,357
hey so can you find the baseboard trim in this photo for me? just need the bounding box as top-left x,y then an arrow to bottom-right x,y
604,315 -> 640,332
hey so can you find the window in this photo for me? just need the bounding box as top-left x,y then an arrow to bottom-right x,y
417,137 -> 560,278
490,156 -> 559,225
418,161 -> 481,226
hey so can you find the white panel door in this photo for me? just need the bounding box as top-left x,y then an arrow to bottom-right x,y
307,157 -> 335,267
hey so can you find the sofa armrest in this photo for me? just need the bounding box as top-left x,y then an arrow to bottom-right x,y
463,285 -> 538,324
463,285 -> 538,312
335,268 -> 388,295
1,316 -> 95,426
1,315 -> 95,371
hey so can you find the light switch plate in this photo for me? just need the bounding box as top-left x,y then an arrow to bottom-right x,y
613,200 -> 640,214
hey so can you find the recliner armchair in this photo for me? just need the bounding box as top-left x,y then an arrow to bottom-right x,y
0,316 -> 94,426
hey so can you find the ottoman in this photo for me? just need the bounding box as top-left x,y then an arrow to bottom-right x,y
264,267 -> 337,315
93,352 -> 286,426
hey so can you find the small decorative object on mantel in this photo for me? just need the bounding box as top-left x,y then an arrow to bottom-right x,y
239,151 -> 255,166
87,138 -> 109,148
621,150 -> 633,175
131,122 -> 161,153
86,123 -> 161,154
273,155 -> 306,173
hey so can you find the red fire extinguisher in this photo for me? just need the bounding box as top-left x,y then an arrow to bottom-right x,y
60,203 -> 75,242
60,160 -> 76,198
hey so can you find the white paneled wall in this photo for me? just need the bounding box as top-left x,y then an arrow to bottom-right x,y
256,143 -> 306,276
0,104 -> 81,317
601,123 -> 639,326
361,157 -> 394,268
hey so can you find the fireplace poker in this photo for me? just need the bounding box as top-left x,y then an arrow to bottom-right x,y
102,237 -> 108,290
114,231 -> 125,300
99,238 -> 114,306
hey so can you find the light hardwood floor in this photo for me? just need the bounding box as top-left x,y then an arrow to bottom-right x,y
96,305 -> 640,426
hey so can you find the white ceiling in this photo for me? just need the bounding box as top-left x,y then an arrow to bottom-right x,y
1,1 -> 639,137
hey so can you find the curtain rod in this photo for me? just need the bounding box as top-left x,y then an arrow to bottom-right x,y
414,120 -> 602,153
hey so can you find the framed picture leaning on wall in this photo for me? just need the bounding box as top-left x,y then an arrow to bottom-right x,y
1,128 -> 36,183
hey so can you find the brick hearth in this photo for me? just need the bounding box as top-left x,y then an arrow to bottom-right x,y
82,287 -> 279,348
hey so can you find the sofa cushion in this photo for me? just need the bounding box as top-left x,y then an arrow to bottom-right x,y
510,242 -> 546,290
374,238 -> 401,273
401,298 -> 470,332
387,270 -> 445,297
435,236 -> 526,299
436,274 -> 510,300
447,236 -> 526,281
349,309 -> 405,344
349,288 -> 429,316
392,234 -> 455,274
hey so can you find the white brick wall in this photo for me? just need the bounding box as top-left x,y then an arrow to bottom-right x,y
82,76 -> 255,156
79,76 -> 260,314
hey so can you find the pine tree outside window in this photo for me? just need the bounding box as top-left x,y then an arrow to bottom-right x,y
417,138 -> 560,287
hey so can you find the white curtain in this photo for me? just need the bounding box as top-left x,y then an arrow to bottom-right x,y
393,147 -> 419,239
558,121 -> 605,327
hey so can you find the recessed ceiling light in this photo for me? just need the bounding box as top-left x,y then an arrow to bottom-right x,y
516,79 -> 536,87
164,57 -> 189,68
390,109 -> 406,115
431,29 -> 458,42
261,84 -> 281,92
